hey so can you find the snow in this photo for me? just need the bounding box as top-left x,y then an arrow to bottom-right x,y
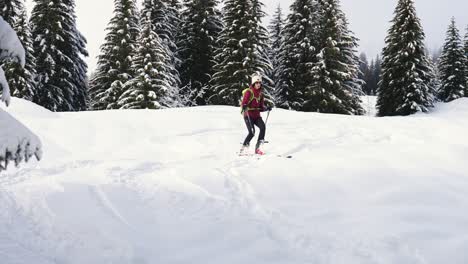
2,97 -> 468,263
0,99 -> 42,171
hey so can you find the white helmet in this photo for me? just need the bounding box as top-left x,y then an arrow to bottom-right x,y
251,74 -> 262,85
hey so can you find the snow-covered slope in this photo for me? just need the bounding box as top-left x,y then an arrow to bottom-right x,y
1,97 -> 468,264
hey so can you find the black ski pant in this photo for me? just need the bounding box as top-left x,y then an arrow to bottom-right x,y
243,115 -> 265,149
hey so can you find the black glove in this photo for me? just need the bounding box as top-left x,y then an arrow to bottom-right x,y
266,106 -> 273,111
242,105 -> 248,112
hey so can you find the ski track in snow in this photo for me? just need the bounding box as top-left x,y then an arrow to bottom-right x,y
217,161 -> 427,264
1,97 -> 468,263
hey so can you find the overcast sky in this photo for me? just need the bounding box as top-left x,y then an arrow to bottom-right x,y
25,0 -> 468,72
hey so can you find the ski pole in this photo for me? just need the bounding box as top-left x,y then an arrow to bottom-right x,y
265,110 -> 271,126
246,113 -> 254,134
262,110 -> 271,144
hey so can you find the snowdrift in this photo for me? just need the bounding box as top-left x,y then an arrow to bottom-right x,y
1,97 -> 468,264
0,100 -> 42,172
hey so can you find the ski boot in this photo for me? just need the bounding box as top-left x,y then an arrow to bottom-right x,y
255,140 -> 265,155
255,148 -> 265,155
239,144 -> 250,156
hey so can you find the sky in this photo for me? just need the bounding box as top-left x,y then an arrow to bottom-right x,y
25,0 -> 468,72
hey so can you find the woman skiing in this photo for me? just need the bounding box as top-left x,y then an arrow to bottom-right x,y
240,74 -> 272,155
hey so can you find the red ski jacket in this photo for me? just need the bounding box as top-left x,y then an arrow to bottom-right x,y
241,85 -> 265,119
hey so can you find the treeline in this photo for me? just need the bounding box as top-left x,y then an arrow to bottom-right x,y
1,0 -> 467,117
88,0 -> 365,114
0,0 -> 365,115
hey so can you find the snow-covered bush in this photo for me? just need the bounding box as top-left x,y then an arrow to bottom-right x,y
0,16 -> 41,171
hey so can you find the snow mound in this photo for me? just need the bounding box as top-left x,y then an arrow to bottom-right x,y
0,109 -> 41,171
1,99 -> 468,263
0,97 -> 58,119
431,98 -> 468,116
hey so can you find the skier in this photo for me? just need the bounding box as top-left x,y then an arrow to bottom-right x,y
240,74 -> 272,155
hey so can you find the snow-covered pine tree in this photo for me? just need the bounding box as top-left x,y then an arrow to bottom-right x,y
166,0 -> 183,79
88,0 -> 139,110
267,4 -> 284,104
144,0 -> 181,107
376,0 -> 433,116
464,25 -> 468,96
465,26 -> 468,57
0,0 -> 20,25
211,0 -> 272,106
308,0 -> 363,114
4,2 -> 36,100
250,0 -> 274,103
162,0 -> 181,55
62,0 -> 89,111
371,55 -> 382,95
358,53 -> 369,94
438,18 -> 466,102
30,0 -> 88,112
177,0 -> 223,106
368,59 -> 375,94
427,52 -> 442,101
336,12 -> 365,114
118,11 -> 171,109
365,56 -> 381,96
275,0 -> 319,110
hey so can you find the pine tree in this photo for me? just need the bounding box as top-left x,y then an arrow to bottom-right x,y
30,0 -> 89,111
250,0 -> 274,103
368,59 -> 375,93
0,1 -> 36,100
211,0 -> 272,106
438,18 -> 466,102
376,0 -> 433,116
276,0 -> 319,110
177,0 -> 223,106
338,14 -> 365,114
267,4 -> 284,104
308,0 -> 363,114
62,0 -> 89,110
144,0 -> 181,107
88,0 -> 139,110
0,0 -> 20,25
162,0 -> 181,54
358,53 -> 370,94
464,25 -> 468,96
359,53 -> 376,96
427,53 -> 442,101
118,12 -> 171,109
371,55 -> 382,95
166,0 -> 183,77
5,2 -> 36,100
